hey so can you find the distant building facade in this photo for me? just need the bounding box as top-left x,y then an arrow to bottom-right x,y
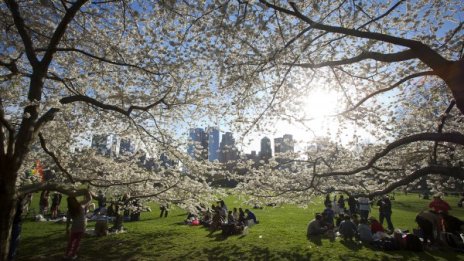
274,134 -> 294,154
188,128 -> 209,160
207,127 -> 220,162
218,132 -> 239,163
259,136 -> 272,162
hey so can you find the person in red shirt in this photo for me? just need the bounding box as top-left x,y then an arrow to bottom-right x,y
368,216 -> 385,234
429,194 -> 451,214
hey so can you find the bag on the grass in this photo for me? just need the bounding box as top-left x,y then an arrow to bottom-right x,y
405,234 -> 423,251
441,232 -> 463,248
373,238 -> 400,251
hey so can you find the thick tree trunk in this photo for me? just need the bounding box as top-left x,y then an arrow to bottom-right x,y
0,170 -> 18,261
445,59 -> 464,115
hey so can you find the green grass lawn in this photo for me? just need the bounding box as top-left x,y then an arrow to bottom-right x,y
17,193 -> 464,261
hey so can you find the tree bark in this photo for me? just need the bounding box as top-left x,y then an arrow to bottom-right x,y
444,59 -> 464,114
0,167 -> 18,261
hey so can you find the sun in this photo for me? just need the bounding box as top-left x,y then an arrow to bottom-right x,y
304,90 -> 340,118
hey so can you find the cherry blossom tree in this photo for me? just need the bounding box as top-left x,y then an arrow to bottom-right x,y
1,0 -> 463,259
210,0 -> 464,202
0,1 -> 229,258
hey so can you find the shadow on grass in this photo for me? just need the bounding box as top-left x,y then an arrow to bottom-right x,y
307,234 -> 335,246
339,239 -> 362,251
201,245 -> 313,261
18,229 -> 182,261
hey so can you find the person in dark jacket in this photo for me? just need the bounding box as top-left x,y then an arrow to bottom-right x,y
245,209 -> 258,225
377,195 -> 394,231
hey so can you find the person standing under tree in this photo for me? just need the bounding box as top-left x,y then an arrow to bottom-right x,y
39,190 -> 50,216
64,190 -> 92,260
358,196 -> 370,222
377,195 -> 394,232
160,203 -> 169,218
51,192 -> 62,220
324,194 -> 331,208
348,195 -> 357,215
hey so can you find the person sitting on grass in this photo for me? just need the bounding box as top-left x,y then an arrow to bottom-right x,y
369,216 -> 389,241
233,207 -> 239,221
339,214 -> 357,241
238,208 -> 246,225
245,209 -> 258,225
369,216 -> 385,234
429,193 -> 451,214
227,210 -> 235,224
357,218 -> 373,243
210,206 -> 223,231
307,214 -> 328,237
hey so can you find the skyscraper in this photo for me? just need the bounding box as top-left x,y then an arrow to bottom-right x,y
275,134 -> 294,155
207,127 -> 220,162
259,136 -> 272,162
218,132 -> 239,163
274,137 -> 284,154
188,128 -> 208,160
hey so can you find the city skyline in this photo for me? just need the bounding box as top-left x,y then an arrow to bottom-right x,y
187,126 -> 294,162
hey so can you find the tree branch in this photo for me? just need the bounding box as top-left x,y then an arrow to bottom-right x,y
286,49 -> 417,68
319,132 -> 464,178
260,0 -> 450,73
37,47 -> 166,76
3,0 -> 39,67
19,183 -> 88,197
34,108 -> 60,136
41,0 -> 89,68
38,132 -> 75,183
337,71 -> 436,115
59,94 -> 169,116
432,99 -> 456,163
367,165 -> 464,198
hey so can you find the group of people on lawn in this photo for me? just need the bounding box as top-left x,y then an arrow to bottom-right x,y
308,194 -> 392,240
185,200 -> 259,236
307,193 -> 459,251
